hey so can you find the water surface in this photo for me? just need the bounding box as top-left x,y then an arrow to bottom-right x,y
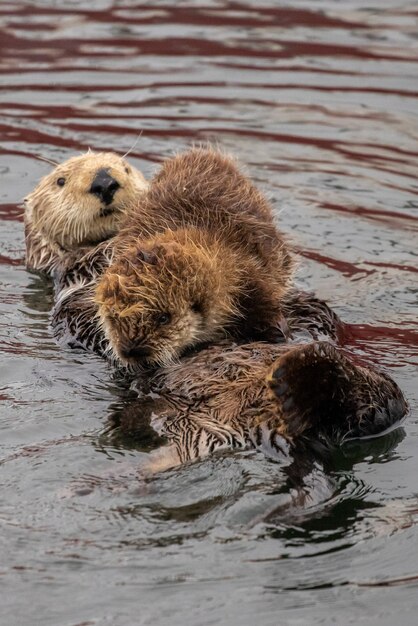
0,2 -> 417,625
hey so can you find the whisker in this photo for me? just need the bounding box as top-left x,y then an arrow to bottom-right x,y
36,154 -> 59,167
122,131 -> 143,159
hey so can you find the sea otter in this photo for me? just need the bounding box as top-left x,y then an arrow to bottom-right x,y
111,340 -> 407,473
95,148 -> 294,368
24,151 -> 148,276
22,151 -> 407,474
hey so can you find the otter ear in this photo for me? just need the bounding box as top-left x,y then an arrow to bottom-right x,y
137,249 -> 158,265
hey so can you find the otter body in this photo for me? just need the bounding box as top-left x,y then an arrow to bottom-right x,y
23,148 -> 407,476
117,341 -> 407,473
24,151 -> 148,276
95,148 -> 294,368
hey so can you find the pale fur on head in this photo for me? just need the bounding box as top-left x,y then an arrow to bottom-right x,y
95,229 -> 246,368
24,151 -> 148,274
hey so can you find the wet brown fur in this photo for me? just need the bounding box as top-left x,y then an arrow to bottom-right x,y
123,341 -> 407,473
96,148 -> 294,367
24,151 -> 148,275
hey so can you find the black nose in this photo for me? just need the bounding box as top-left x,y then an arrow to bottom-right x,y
90,169 -> 120,205
121,344 -> 153,361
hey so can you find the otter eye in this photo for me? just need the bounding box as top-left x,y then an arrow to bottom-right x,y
155,312 -> 171,326
57,177 -> 66,187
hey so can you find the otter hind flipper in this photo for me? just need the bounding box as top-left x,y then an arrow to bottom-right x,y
282,289 -> 343,341
343,372 -> 408,440
267,342 -> 408,442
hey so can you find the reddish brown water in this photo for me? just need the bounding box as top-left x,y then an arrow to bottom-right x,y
0,2 -> 417,625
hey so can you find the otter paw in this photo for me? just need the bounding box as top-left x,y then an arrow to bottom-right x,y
267,341 -> 356,438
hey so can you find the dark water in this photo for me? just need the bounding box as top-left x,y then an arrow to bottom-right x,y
1,1 -> 417,624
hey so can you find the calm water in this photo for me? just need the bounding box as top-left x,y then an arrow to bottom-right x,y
0,1 -> 417,625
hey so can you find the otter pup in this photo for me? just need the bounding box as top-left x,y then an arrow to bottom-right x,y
24,151 -> 148,276
114,341 -> 407,473
95,148 -> 294,368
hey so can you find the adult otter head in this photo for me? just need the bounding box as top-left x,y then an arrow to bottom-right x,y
95,229 -> 243,368
24,151 -> 148,274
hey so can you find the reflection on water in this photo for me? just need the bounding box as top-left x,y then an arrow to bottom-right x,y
0,1 -> 417,624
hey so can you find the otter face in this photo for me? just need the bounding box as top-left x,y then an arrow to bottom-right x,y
95,238 -> 234,367
24,151 -> 148,251
99,293 -> 207,368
